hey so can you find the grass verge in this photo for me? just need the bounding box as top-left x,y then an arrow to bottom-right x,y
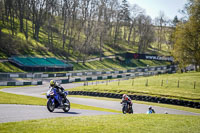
0,87 -> 119,113
69,72 -> 200,102
0,114 -> 200,133
68,95 -> 200,114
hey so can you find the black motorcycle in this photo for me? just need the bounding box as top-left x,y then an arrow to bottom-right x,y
121,101 -> 133,114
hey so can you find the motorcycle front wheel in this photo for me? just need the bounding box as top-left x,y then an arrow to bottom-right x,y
47,99 -> 55,112
63,98 -> 70,112
122,105 -> 127,114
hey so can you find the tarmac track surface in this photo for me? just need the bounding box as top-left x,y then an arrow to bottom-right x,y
0,104 -> 116,123
0,82 -> 200,123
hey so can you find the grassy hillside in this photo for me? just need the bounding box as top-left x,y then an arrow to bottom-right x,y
0,58 -> 170,72
0,17 -> 172,72
0,62 -> 24,72
0,16 -> 171,58
72,58 -> 170,71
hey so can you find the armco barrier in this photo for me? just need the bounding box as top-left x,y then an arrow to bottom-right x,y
68,91 -> 200,109
0,65 -> 178,79
57,68 -> 169,85
0,81 -> 43,86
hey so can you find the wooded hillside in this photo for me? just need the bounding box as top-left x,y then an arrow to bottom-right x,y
0,0 -> 173,63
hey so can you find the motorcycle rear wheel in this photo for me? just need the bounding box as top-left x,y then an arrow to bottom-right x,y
63,98 -> 70,112
129,107 -> 133,114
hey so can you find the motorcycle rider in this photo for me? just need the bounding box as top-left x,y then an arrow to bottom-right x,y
121,94 -> 133,112
147,106 -> 155,114
50,80 -> 66,106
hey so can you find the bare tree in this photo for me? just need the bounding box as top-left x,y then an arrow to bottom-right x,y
154,11 -> 168,50
4,0 -> 16,36
0,0 -> 4,41
30,0 -> 47,41
119,0 -> 130,41
15,0 -> 26,32
137,14 -> 155,54
128,4 -> 144,45
24,0 -> 31,40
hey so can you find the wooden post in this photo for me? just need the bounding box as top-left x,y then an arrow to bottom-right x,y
177,80 -> 179,88
145,79 -> 148,86
194,81 -> 196,89
161,80 -> 163,86
132,79 -> 134,86
118,79 -> 120,86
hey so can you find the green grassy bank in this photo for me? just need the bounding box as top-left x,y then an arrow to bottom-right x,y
0,114 -> 200,133
69,72 -> 200,102
0,87 -> 119,113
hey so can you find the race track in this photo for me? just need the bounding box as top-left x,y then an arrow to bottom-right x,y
0,104 -> 116,123
0,82 -> 200,123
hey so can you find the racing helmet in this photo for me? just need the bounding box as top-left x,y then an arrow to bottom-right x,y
123,94 -> 127,98
50,80 -> 56,87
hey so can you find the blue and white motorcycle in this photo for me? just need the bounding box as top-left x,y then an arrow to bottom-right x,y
46,87 -> 70,112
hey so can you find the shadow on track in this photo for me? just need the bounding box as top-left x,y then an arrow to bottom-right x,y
53,111 -> 80,115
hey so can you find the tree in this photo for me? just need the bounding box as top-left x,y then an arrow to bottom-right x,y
119,0 -> 130,40
15,0 -> 26,32
0,0 -> 4,42
128,4 -> 144,45
173,0 -> 200,71
137,14 -> 155,54
172,15 -> 179,27
30,0 -> 47,41
155,11 -> 168,50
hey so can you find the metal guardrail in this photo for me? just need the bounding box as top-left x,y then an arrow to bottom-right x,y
0,65 -> 177,86
0,65 -> 177,80
0,80 -> 43,86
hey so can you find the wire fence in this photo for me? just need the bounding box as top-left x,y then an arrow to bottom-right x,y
83,78 -> 200,90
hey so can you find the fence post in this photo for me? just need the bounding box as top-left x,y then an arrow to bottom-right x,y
177,80 -> 179,88
194,81 -> 196,89
145,79 -> 148,86
132,79 -> 134,86
161,80 -> 163,86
